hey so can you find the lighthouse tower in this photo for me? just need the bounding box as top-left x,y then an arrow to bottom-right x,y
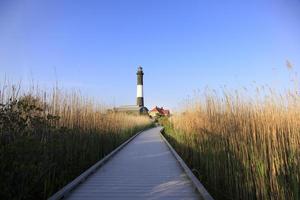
136,66 -> 144,107
113,66 -> 148,115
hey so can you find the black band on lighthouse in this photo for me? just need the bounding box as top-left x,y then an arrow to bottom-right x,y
137,67 -> 144,85
137,97 -> 144,107
137,75 -> 143,85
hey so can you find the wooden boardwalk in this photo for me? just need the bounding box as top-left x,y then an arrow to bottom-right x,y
51,127 -> 212,200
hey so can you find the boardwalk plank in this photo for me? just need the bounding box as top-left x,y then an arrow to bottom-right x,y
66,127 -> 201,200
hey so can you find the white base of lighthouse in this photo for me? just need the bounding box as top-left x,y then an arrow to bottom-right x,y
137,85 -> 143,98
137,85 -> 144,107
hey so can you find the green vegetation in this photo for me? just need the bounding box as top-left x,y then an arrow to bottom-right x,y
161,89 -> 300,200
0,86 -> 152,200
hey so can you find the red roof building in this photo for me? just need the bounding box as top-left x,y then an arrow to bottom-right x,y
149,106 -> 170,118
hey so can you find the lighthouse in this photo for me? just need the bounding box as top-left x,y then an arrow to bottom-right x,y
113,66 -> 148,115
136,66 -> 144,107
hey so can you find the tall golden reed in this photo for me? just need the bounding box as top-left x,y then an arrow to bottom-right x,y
0,83 -> 152,199
163,88 -> 300,200
0,82 -> 150,135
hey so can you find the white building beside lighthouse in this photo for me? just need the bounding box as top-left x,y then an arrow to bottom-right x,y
113,66 -> 149,115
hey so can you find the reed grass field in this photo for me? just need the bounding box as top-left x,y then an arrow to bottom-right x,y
161,86 -> 300,200
0,83 -> 153,199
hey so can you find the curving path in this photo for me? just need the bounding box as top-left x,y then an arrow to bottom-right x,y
65,127 -> 201,200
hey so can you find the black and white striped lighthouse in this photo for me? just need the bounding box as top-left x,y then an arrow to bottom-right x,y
136,66 -> 144,107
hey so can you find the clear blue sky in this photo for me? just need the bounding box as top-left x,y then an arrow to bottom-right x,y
0,0 -> 300,109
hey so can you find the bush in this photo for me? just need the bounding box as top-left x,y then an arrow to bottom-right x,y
0,91 -> 152,199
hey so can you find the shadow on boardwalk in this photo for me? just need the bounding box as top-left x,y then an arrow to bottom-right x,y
59,127 -> 201,200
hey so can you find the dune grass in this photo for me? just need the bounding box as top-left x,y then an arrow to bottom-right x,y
161,88 -> 300,200
0,84 -> 152,199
